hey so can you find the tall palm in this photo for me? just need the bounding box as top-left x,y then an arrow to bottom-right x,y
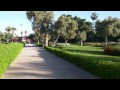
91,12 -> 98,33
5,26 -> 12,42
11,27 -> 16,42
11,27 -> 16,37
21,31 -> 23,41
5,26 -> 11,33
25,31 -> 27,42
14,33 -> 17,42
25,31 -> 27,37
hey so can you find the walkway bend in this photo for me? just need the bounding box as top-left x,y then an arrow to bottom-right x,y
2,44 -> 100,79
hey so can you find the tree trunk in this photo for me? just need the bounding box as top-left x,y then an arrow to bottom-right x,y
37,39 -> 39,44
53,35 -> 60,47
25,34 -> 26,42
105,36 -> 108,46
12,31 -> 14,42
21,34 -> 22,42
65,39 -> 68,44
80,40 -> 83,46
45,33 -> 49,47
93,20 -> 95,33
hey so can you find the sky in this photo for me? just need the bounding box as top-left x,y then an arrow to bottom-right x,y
0,11 -> 120,36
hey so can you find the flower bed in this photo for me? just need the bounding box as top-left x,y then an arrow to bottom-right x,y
104,45 -> 120,56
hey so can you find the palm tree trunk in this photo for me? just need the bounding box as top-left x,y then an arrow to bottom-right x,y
25,34 -> 26,43
21,34 -> 22,41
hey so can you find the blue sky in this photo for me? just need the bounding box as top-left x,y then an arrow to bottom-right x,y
0,11 -> 120,36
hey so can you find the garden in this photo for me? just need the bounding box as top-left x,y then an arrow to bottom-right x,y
1,11 -> 120,79
26,11 -> 120,79
45,44 -> 120,79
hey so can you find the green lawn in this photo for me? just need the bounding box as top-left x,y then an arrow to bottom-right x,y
46,45 -> 120,79
58,45 -> 120,62
0,42 -> 24,77
60,45 -> 104,56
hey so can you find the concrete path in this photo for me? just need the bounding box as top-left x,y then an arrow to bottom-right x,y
2,44 -> 100,79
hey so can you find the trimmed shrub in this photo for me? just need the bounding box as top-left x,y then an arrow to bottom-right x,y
36,43 -> 43,47
46,46 -> 120,79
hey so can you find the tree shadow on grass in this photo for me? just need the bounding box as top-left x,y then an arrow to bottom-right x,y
67,49 -> 104,55
65,49 -> 120,62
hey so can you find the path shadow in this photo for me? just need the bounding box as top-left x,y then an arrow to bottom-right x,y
3,46 -> 99,79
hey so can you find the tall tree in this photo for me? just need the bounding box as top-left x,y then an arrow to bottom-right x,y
91,12 -> 98,33
26,11 -> 54,47
21,31 -> 23,39
11,27 -> 16,42
28,34 -> 35,43
0,31 -> 4,42
77,31 -> 87,46
25,31 -> 27,36
5,26 -> 14,42
74,16 -> 92,45
25,31 -> 27,41
55,14 -> 78,44
14,33 -> 17,42
11,27 -> 16,36
96,16 -> 120,46
5,26 -> 11,33
33,27 -> 42,43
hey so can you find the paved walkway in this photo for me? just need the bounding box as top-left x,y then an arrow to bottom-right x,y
2,44 -> 100,79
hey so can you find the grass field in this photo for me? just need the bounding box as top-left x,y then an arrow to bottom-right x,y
0,43 -> 23,77
46,45 -> 120,79
59,45 -> 120,62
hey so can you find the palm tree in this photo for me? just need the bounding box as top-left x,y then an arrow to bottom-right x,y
5,26 -> 12,42
91,12 -> 98,33
25,31 -> 27,37
14,33 -> 17,42
21,31 -> 23,41
5,26 -> 11,33
25,31 -> 27,42
21,31 -> 23,37
11,27 -> 16,42
11,27 -> 16,36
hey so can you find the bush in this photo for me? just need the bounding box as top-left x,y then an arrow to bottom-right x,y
36,43 -> 43,47
104,45 -> 120,56
48,41 -> 54,47
46,46 -> 120,79
0,42 -> 23,77
117,39 -> 120,42
22,42 -> 26,46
